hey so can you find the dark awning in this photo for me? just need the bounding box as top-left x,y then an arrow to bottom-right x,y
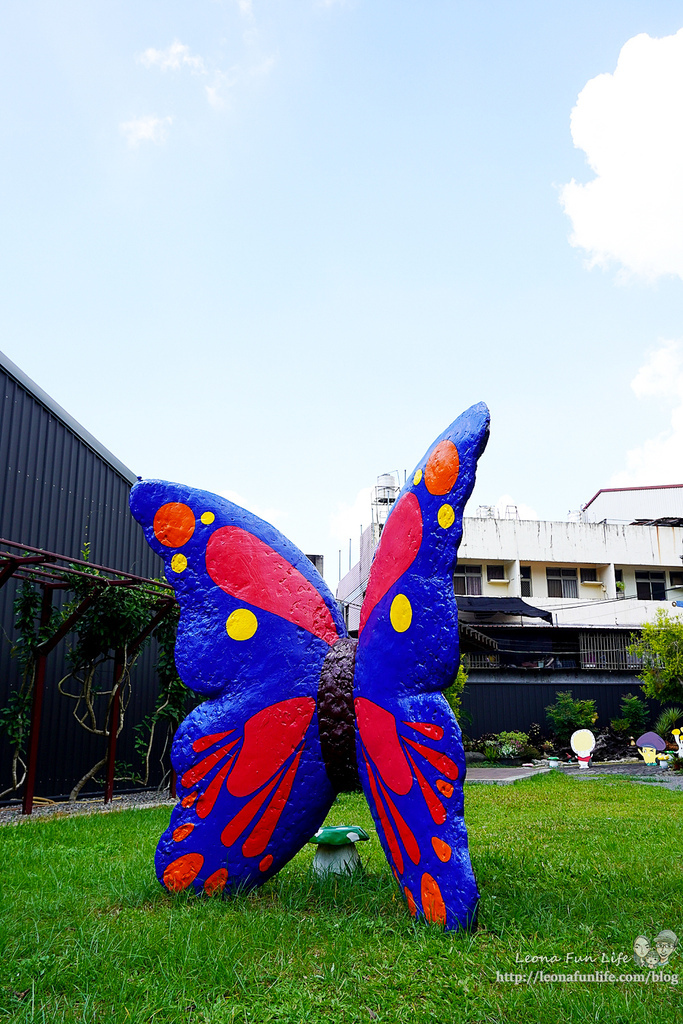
456,596 -> 553,623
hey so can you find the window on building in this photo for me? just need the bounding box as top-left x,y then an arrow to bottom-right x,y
546,567 -> 578,599
520,565 -> 532,598
635,571 -> 666,601
486,564 -> 505,581
580,567 -> 597,583
670,571 -> 683,590
615,568 -> 624,599
454,564 -> 482,596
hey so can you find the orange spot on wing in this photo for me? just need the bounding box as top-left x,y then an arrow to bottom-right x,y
424,440 -> 459,496
405,886 -> 418,917
405,749 -> 446,825
220,772 -> 282,849
181,739 -> 239,789
196,755 -> 236,819
404,737 -> 459,780
242,750 -> 303,858
226,698 -> 314,798
355,697 -> 413,795
431,837 -> 452,862
192,731 -> 233,753
421,873 -> 447,925
181,791 -> 198,808
163,853 -> 203,892
363,754 -> 404,874
154,502 -> 195,548
172,823 -> 195,842
404,722 -> 444,741
204,868 -> 228,895
436,779 -> 454,798
259,855 -> 274,872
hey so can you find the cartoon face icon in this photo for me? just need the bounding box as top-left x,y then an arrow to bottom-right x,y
645,950 -> 660,969
633,935 -> 650,965
655,930 -> 678,965
640,745 -> 659,764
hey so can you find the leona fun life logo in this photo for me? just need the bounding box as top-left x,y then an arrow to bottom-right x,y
633,930 -> 678,969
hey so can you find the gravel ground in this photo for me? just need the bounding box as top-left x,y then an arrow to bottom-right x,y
558,761 -> 683,791
0,789 -> 176,827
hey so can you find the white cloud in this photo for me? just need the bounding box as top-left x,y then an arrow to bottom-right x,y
120,115 -> 173,147
330,486 -> 373,544
560,28 -> 683,281
139,41 -> 206,74
611,340 -> 683,485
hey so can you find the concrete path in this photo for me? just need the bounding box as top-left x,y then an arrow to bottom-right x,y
465,766 -> 551,785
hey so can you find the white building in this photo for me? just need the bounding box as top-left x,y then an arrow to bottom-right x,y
336,481 -> 683,735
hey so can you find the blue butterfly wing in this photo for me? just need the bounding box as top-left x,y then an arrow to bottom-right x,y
130,480 -> 346,893
353,403 -> 489,930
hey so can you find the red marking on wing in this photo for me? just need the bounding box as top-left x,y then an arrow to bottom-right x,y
192,731 -> 232,753
359,493 -> 423,634
227,698 -> 314,798
206,526 -> 340,645
181,791 -> 197,808
404,737 -> 459,780
204,869 -> 228,895
163,853 -> 203,892
436,779 -> 453,798
259,855 -> 274,872
421,873 -> 447,925
363,754 -> 404,874
405,749 -> 446,825
196,755 -> 236,819
242,750 -> 303,858
220,772 -> 283,849
405,886 -> 418,916
181,739 -> 239,789
376,776 -> 421,866
355,697 -> 412,795
172,823 -> 195,842
404,722 -> 444,741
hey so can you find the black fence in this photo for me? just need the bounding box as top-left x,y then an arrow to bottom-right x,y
461,671 -> 659,738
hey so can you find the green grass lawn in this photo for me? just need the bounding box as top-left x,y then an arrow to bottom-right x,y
0,773 -> 681,1023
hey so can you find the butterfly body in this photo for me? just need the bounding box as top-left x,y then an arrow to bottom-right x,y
130,402 -> 489,928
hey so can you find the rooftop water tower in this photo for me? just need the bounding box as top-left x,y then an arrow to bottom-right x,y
372,473 -> 400,529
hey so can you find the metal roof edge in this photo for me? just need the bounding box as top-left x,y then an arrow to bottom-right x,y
0,348 -> 138,486
582,483 -> 683,511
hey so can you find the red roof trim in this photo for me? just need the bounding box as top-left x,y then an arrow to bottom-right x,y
582,483 -> 683,511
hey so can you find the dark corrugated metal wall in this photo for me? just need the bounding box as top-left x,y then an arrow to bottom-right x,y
461,671 -> 658,738
0,364 -> 165,799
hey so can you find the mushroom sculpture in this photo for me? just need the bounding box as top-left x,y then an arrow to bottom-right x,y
636,732 -> 669,768
309,825 -> 370,876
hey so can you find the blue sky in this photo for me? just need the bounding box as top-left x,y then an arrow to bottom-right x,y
3,1 -> 683,583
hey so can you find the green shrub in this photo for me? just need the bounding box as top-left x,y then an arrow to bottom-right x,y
654,705 -> 683,739
443,656 -> 467,720
483,743 -> 500,762
618,692 -> 649,731
610,717 -> 630,734
545,690 -> 598,745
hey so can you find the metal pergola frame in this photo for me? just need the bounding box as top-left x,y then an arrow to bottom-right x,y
0,538 -> 176,814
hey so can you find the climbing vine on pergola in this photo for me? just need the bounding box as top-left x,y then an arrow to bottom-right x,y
0,537 -> 186,812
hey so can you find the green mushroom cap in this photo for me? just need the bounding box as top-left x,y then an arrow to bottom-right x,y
309,825 -> 370,846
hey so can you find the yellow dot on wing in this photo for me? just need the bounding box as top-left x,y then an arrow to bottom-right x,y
413,469 -> 422,486
226,608 -> 258,640
171,553 -> 188,573
437,504 -> 455,529
390,594 -> 412,632
201,512 -> 215,525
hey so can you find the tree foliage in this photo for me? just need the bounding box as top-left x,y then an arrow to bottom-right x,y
545,690 -> 597,745
630,609 -> 683,703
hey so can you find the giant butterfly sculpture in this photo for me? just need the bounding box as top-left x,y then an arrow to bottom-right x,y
130,402 -> 489,931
